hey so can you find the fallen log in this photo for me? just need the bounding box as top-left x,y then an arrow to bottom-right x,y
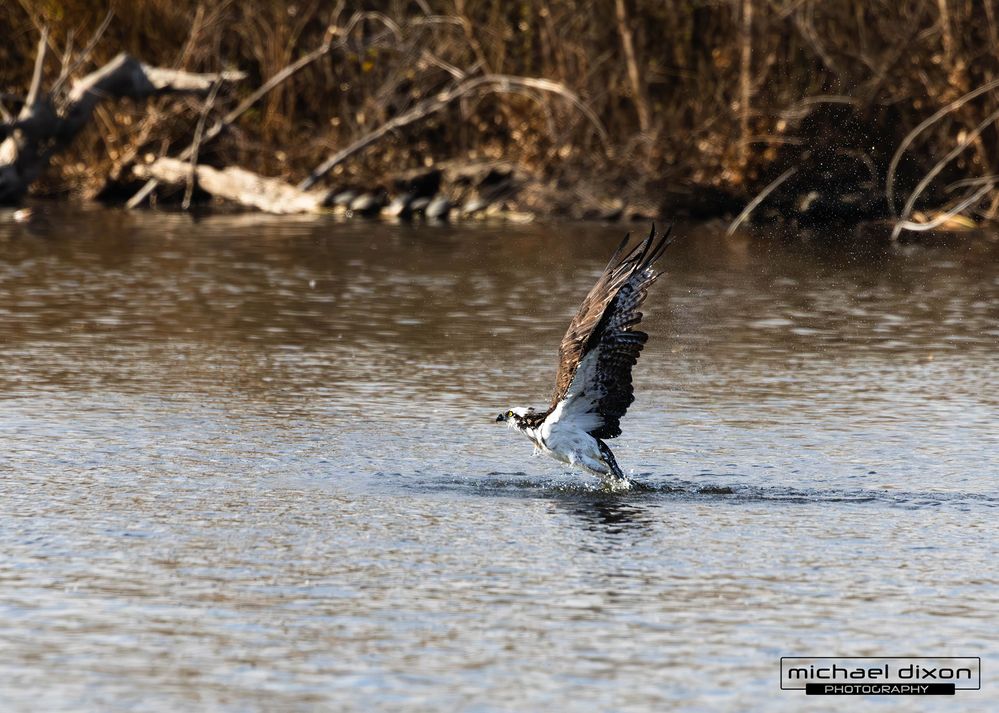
124,15 -> 346,209
133,157 -> 326,214
0,34 -> 244,204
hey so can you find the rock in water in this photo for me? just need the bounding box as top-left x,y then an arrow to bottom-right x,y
461,197 -> 489,216
331,189 -> 358,207
409,196 -> 431,215
349,192 -> 385,217
425,195 -> 452,221
383,193 -> 414,219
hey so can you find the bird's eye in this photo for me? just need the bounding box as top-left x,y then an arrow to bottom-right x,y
506,410 -> 514,417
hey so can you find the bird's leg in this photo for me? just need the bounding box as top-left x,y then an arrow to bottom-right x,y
596,440 -> 631,489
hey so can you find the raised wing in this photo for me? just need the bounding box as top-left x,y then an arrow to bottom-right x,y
549,224 -> 672,438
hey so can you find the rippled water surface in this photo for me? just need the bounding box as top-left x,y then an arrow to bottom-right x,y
1,206 -> 997,711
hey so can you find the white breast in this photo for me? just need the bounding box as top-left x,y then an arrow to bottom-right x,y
538,368 -> 607,473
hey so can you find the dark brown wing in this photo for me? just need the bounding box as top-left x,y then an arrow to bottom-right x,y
549,225 -> 672,428
583,253 -> 665,438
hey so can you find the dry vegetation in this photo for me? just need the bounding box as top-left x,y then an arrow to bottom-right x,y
3,0 -> 999,230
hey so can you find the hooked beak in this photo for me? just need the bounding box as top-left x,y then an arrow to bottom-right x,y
495,413 -> 506,422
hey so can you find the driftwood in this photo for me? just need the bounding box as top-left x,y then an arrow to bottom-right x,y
133,158 -> 326,214
0,36 -> 244,204
4,14 -> 603,218
124,15 -> 349,209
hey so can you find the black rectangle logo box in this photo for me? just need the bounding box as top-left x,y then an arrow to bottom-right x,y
806,683 -> 956,695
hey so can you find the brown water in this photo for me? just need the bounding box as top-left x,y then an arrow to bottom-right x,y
0,206 -> 996,711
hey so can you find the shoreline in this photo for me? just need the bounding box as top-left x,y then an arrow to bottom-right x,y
4,4 -> 999,237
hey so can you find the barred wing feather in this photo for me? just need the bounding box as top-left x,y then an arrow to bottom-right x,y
548,225 -> 671,439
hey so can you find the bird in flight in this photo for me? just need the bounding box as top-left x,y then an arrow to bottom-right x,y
496,225 -> 673,490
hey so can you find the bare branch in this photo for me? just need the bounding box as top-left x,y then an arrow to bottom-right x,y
615,0 -> 651,135
298,73 -> 607,191
55,28 -> 75,89
945,174 -> 999,193
420,50 -> 466,81
886,76 -> 999,212
62,54 -> 244,135
24,26 -> 49,111
737,0 -> 753,165
777,94 -> 857,122
892,182 -> 993,236
727,167 -> 797,235
184,78 -> 223,211
891,104 -> 999,238
51,8 -> 114,98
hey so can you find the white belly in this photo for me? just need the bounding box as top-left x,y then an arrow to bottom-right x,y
525,423 -> 608,476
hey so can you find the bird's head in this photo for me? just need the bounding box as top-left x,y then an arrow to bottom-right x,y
495,406 -> 534,429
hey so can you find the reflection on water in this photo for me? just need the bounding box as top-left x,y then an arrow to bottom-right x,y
569,498 -> 655,539
0,205 -> 997,712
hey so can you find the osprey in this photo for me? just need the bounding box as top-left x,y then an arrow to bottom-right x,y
496,225 -> 672,490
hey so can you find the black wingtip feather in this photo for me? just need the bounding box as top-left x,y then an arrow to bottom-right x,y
550,222 -> 676,416
646,223 -> 673,268
635,225 -> 656,265
605,232 -> 634,272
